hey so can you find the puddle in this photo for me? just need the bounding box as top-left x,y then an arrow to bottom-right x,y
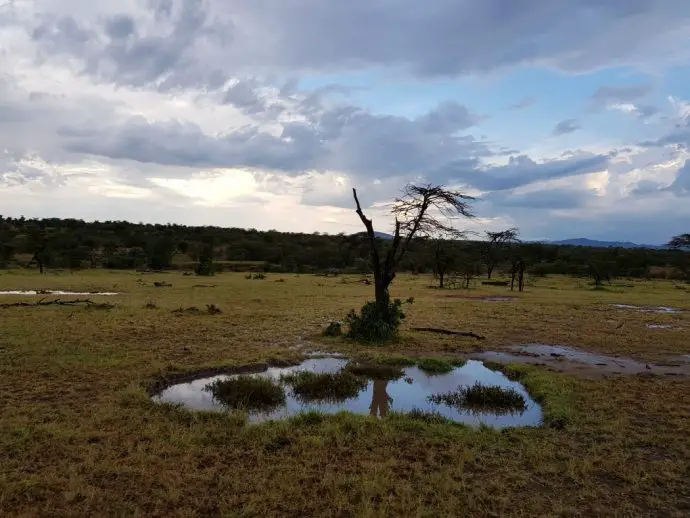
647,324 -> 674,329
473,345 -> 690,377
612,304 -> 683,314
153,358 -> 542,428
0,290 -> 120,296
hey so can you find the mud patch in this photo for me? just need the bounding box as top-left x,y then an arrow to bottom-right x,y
472,345 -> 690,377
152,357 -> 542,428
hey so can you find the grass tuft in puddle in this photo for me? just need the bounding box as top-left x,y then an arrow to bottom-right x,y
429,382 -> 526,411
417,357 -> 454,374
344,362 -> 406,380
281,371 -> 368,402
206,375 -> 286,411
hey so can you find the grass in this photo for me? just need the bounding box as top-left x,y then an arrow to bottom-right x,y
1,270 -> 690,516
343,362 -> 406,380
206,375 -> 286,411
417,357 -> 455,374
428,382 -> 527,411
281,371 -> 368,402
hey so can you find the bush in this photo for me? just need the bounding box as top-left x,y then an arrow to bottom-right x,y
206,376 -> 286,411
281,371 -> 367,403
417,357 -> 454,375
345,297 -> 412,342
428,382 -> 526,411
323,321 -> 343,337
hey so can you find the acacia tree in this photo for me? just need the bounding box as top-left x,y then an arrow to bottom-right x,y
668,233 -> 690,281
351,184 -> 474,338
668,234 -> 690,250
482,228 -> 520,279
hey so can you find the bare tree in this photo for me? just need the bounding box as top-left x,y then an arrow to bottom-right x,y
482,228 -> 520,279
353,184 -> 474,316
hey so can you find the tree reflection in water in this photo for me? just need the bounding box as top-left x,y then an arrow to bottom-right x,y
369,379 -> 392,417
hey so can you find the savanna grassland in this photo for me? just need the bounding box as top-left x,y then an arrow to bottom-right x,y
1,270 -> 690,517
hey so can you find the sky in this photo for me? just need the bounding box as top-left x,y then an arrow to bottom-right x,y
1,0 -> 690,244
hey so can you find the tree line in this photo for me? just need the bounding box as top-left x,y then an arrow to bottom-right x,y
0,214 -> 687,281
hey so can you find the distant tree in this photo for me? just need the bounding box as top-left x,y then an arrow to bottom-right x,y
25,225 -> 51,274
668,234 -> 690,281
352,184 -> 474,340
668,234 -> 690,250
147,237 -> 175,270
482,228 -> 520,279
433,239 -> 457,289
457,248 -> 483,289
195,244 -> 215,276
587,252 -> 616,288
0,242 -> 15,268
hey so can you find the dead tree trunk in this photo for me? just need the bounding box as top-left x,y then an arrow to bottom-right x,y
353,189 -> 400,316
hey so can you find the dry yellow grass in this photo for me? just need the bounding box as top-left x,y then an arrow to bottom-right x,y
1,270 -> 689,516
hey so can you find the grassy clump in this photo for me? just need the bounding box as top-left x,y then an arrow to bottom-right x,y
401,408 -> 449,424
498,364 -> 573,428
344,363 -> 405,380
417,357 -> 454,374
281,371 -> 367,402
353,353 -> 416,367
428,382 -> 527,411
206,375 -> 286,411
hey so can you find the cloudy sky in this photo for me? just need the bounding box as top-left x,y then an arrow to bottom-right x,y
1,0 -> 689,244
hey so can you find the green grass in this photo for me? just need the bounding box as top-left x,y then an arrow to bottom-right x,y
206,375 -> 286,411
1,270 -> 690,516
281,371 -> 368,402
428,382 -> 527,411
417,357 -> 455,374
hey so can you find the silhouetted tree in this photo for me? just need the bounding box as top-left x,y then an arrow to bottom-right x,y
482,228 -> 520,279
353,184 -> 474,320
668,234 -> 690,250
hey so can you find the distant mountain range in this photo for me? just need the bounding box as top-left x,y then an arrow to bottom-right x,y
352,232 -> 668,249
545,238 -> 667,249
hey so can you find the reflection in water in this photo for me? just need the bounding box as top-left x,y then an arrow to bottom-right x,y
153,358 -> 543,428
369,380 -> 392,418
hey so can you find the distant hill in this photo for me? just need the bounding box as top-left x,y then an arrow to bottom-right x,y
547,238 -> 666,249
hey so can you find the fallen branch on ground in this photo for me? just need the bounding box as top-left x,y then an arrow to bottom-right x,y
413,327 -> 485,340
0,298 -> 115,310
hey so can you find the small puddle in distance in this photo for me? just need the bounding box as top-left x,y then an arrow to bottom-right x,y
152,358 -> 542,428
0,290 -> 120,296
473,345 -> 690,376
647,324 -> 674,329
612,304 -> 683,314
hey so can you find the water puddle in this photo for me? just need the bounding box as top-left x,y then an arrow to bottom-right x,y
0,290 -> 119,296
612,304 -> 683,314
473,345 -> 690,377
153,358 -> 542,428
647,324 -> 674,329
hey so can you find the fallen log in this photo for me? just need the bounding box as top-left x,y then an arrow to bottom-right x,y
412,327 -> 486,340
0,298 -> 115,310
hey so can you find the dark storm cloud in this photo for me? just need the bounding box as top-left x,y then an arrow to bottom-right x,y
23,0 -> 690,91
